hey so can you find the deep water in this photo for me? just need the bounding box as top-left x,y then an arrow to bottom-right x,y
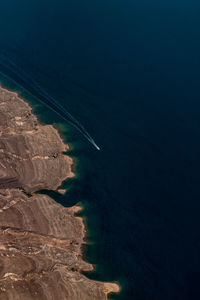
1,0 -> 200,299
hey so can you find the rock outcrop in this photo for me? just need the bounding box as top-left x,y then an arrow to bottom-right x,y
0,86 -> 119,299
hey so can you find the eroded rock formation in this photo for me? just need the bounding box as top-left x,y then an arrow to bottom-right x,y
0,87 -> 119,299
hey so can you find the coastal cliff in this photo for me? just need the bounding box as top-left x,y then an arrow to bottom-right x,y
0,86 -> 119,299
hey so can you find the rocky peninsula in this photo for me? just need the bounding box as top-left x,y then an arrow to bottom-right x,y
0,86 -> 119,299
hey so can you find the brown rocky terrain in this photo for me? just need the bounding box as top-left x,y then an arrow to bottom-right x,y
0,86 -> 119,299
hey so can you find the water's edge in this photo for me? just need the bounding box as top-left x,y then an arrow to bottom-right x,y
0,75 -> 122,298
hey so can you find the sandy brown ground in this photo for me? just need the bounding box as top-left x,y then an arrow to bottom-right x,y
0,86 -> 120,299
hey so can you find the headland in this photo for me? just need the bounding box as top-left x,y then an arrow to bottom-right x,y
0,86 -> 120,299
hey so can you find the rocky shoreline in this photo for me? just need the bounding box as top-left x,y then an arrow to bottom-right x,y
0,86 -> 119,299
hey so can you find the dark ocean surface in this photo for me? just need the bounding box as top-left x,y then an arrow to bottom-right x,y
1,1 -> 200,299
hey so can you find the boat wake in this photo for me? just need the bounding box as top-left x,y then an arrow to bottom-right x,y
0,52 -> 100,150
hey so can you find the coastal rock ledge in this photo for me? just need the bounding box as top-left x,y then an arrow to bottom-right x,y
0,86 -> 119,299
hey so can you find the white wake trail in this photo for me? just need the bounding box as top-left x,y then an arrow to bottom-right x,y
0,53 -> 100,150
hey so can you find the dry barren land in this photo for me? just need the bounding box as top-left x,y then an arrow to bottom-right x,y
0,86 -> 119,300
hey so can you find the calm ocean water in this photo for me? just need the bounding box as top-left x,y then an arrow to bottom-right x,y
1,0 -> 200,299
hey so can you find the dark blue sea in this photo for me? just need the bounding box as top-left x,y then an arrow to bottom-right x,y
1,0 -> 200,299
